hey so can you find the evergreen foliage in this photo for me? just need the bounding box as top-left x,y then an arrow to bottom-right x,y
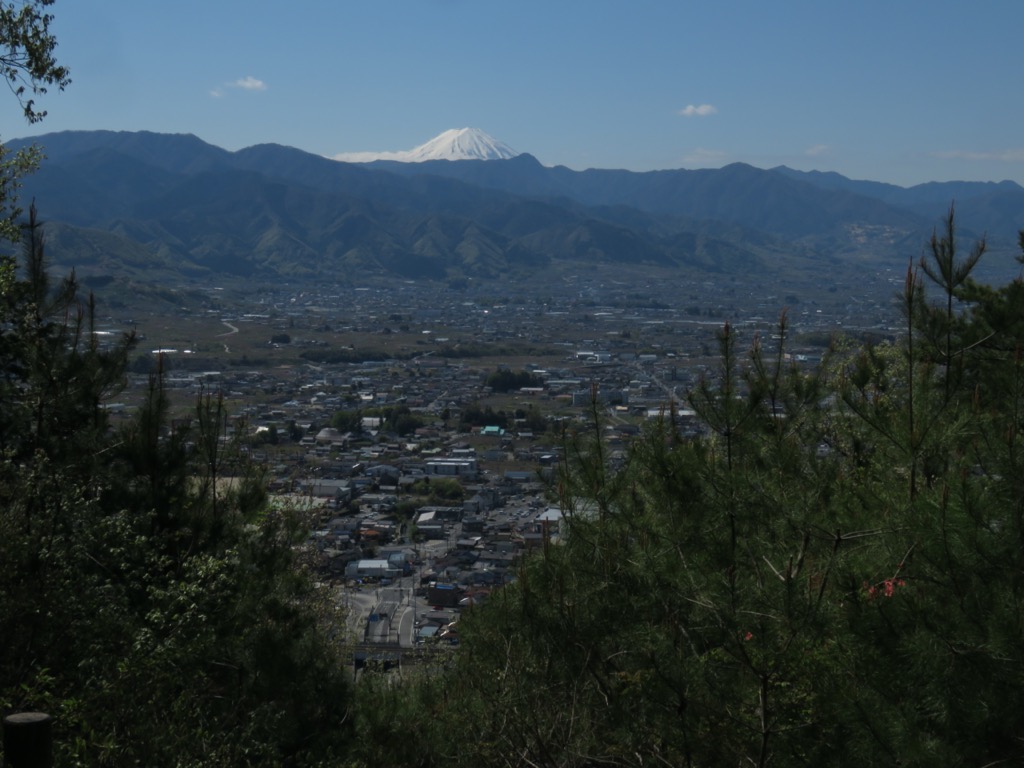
484,368 -> 544,393
0,210 -> 353,766
356,209 -> 1024,767
331,403 -> 426,437
459,402 -> 509,429
406,476 -> 465,503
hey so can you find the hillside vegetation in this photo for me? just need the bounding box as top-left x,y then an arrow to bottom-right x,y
9,129 -> 1024,291
349,212 -> 1024,767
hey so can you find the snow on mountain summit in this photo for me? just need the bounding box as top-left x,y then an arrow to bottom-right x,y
332,128 -> 518,163
405,128 -> 518,161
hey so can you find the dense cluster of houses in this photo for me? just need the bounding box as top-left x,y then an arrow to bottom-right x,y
122,324 -> 824,603
105,278 -> 869,645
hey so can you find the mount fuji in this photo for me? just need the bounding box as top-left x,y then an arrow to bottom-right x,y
332,127 -> 519,163
7,128 -> 1024,291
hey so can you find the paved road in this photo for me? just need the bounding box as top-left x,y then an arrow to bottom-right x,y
340,577 -> 426,648
216,321 -> 239,353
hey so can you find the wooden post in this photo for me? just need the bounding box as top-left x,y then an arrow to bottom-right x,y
2,713 -> 52,768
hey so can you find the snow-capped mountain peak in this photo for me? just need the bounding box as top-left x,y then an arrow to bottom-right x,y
332,128 -> 518,163
405,128 -> 518,162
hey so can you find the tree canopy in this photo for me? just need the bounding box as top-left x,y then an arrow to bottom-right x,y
0,0 -> 70,243
353,210 -> 1024,767
0,0 -> 69,124
0,208 -> 354,766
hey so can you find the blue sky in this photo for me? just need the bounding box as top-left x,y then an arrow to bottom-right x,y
3,0 -> 1023,186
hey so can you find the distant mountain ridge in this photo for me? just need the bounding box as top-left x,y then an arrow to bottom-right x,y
771,165 -> 1024,243
4,129 -> 1023,289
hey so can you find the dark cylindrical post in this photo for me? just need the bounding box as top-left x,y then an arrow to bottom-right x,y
2,712 -> 52,768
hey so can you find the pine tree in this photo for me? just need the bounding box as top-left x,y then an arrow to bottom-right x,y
0,211 -> 354,766
387,215 -> 1024,767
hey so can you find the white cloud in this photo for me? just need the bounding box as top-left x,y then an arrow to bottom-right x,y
678,104 -> 717,118
933,148 -> 1024,163
331,150 -> 409,163
210,76 -> 268,98
232,76 -> 267,91
805,144 -> 829,157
